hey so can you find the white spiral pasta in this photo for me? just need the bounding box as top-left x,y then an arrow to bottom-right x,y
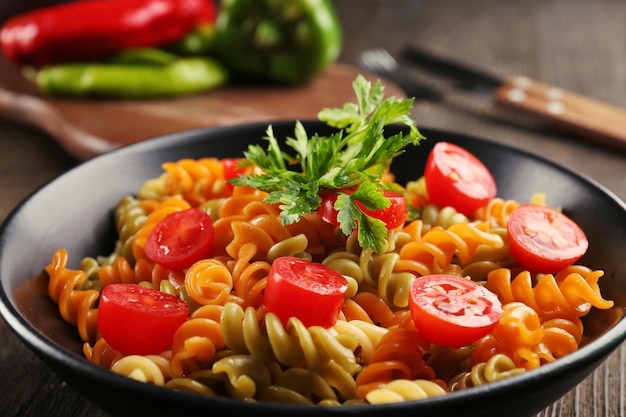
333,319 -> 389,363
365,379 -> 447,404
110,355 -> 167,385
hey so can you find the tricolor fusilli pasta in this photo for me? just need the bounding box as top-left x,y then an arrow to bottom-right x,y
44,149 -> 614,406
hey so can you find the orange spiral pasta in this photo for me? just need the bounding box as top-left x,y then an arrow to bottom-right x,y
340,291 -> 412,328
185,259 -> 236,306
397,220 -> 504,276
83,338 -> 123,369
486,267 -> 614,318
471,301 -> 585,370
170,304 -> 225,378
97,256 -> 152,286
355,327 -> 436,399
532,317 -> 583,363
472,302 -> 543,369
211,192 -> 277,258
139,158 -> 232,206
473,193 -> 548,228
97,256 -> 187,299
213,192 -> 343,264
226,242 -> 270,308
46,248 -> 100,343
473,197 -> 521,228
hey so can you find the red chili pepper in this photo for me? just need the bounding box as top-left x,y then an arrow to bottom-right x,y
0,0 -> 216,68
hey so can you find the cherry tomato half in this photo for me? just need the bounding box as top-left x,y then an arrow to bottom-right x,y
507,204 -> 588,273
424,142 -> 497,215
264,256 -> 348,328
317,191 -> 343,227
222,158 -> 246,191
409,275 -> 503,348
98,284 -> 189,355
318,189 -> 408,230
145,208 -> 214,270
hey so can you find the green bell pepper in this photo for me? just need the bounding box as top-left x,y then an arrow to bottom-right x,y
35,56 -> 228,99
166,24 -> 218,57
215,0 -> 343,85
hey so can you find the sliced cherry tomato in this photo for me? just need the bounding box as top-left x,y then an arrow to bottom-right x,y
98,284 -> 189,355
222,157 -> 246,191
318,189 -> 408,229
264,256 -> 348,328
424,141 -> 497,215
409,275 -> 503,348
318,191 -> 342,226
145,208 -> 214,270
507,204 -> 588,273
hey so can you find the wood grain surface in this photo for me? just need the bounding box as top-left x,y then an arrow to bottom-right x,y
0,57 -> 404,160
1,1 -> 626,416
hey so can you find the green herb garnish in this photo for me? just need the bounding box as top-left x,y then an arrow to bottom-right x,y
231,75 -> 425,253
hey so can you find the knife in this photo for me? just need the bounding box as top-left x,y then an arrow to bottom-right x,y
401,45 -> 626,150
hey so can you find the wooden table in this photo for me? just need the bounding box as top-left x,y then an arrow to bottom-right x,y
1,1 -> 625,416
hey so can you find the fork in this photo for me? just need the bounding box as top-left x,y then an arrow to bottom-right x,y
359,48 -> 440,100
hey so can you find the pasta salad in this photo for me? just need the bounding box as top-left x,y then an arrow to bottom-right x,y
45,76 -> 613,405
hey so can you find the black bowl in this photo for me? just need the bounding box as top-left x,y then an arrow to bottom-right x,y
1,121 -> 625,417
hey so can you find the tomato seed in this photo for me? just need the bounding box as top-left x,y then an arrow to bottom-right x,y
448,172 -> 461,182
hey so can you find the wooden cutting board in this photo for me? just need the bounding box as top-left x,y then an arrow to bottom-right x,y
0,56 -> 404,160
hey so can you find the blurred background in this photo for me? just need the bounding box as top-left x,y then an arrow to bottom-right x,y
0,1 -> 625,416
2,0 -> 624,197
1,0 -> 66,23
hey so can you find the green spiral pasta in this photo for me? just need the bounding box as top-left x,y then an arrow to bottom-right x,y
220,303 -> 360,375
420,204 -> 469,230
75,256 -> 102,291
212,354 -> 273,399
448,354 -> 525,391
260,362 -> 357,403
111,195 -> 149,264
164,368 -> 224,396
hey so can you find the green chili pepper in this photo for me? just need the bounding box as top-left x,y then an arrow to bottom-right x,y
35,57 -> 228,99
214,0 -> 343,85
105,48 -> 180,66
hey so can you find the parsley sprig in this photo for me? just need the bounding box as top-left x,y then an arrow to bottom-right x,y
231,75 -> 425,253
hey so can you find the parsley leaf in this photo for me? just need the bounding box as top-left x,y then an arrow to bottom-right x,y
334,183 -> 390,251
231,75 -> 425,253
